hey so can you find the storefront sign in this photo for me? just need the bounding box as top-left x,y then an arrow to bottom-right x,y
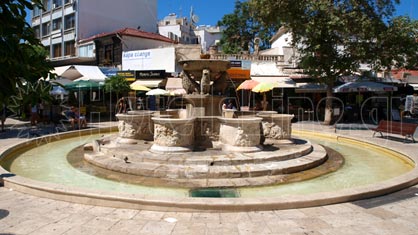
227,60 -> 251,80
116,71 -> 135,81
135,70 -> 166,79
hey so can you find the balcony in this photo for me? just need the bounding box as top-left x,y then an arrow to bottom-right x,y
211,54 -> 284,62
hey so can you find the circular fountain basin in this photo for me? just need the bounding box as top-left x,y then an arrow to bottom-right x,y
0,128 -> 416,212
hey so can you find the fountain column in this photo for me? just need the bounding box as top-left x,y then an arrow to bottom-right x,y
258,114 -> 294,140
218,117 -> 263,152
150,117 -> 196,152
116,111 -> 153,144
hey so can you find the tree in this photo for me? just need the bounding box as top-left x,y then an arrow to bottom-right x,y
9,80 -> 53,120
251,0 -> 418,124
0,0 -> 54,113
217,0 -> 279,54
104,75 -> 131,102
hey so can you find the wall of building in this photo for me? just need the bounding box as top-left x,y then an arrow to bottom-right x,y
123,36 -> 175,51
78,0 -> 157,40
194,26 -> 222,53
122,47 -> 177,73
271,32 -> 292,55
251,61 -> 284,76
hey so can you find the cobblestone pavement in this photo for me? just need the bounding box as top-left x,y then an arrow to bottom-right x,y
1,120 -> 418,235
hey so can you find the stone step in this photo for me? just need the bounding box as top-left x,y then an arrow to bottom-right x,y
99,139 -> 313,167
85,144 -> 327,181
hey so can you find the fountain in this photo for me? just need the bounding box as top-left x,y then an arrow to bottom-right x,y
0,58 -> 416,211
83,59 -> 338,188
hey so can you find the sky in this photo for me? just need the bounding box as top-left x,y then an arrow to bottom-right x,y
159,0 -> 418,26
24,0 -> 417,27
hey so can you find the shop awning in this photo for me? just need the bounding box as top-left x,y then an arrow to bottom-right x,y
295,83 -> 327,93
409,84 -> 418,91
132,79 -> 163,88
251,76 -> 296,88
60,65 -> 107,82
165,77 -> 183,90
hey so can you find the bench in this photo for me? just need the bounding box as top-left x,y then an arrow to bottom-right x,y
372,120 -> 418,143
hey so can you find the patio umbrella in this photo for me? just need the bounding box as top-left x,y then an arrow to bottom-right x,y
50,86 -> 68,95
252,82 -> 275,111
236,80 -> 260,91
236,80 -> 260,108
333,81 -> 398,93
146,88 -> 169,111
146,88 -> 170,96
64,80 -> 103,91
130,81 -> 151,91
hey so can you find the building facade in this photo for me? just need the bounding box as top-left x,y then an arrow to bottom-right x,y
158,13 -> 224,53
78,28 -> 175,68
31,0 -> 157,65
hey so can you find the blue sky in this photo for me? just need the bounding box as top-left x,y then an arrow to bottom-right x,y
25,0 -> 417,27
159,0 -> 418,26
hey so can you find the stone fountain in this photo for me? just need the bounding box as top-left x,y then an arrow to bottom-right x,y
85,59 -> 338,189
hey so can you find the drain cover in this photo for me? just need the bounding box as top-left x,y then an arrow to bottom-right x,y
189,188 -> 240,198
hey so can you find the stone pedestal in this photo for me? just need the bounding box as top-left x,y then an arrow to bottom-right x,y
257,114 -> 294,140
219,117 -> 263,152
151,117 -> 196,152
183,95 -> 225,116
116,112 -> 153,144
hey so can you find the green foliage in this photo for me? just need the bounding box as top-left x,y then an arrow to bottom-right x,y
104,75 -> 131,97
251,0 -> 417,124
251,0 -> 417,81
0,0 -> 54,106
217,0 -> 279,54
9,80 -> 53,116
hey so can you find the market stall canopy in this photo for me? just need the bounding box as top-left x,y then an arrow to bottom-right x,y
60,65 -> 107,82
333,81 -> 398,93
64,80 -> 103,91
50,77 -> 73,86
251,76 -> 296,88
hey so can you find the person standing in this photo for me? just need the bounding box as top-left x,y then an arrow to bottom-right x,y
30,104 -> 39,126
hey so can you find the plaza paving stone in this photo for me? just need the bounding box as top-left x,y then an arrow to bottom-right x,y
0,120 -> 418,234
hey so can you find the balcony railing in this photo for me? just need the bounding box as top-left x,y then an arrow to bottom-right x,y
211,54 -> 284,62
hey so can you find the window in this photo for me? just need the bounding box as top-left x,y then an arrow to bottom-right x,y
104,44 -> 113,62
33,6 -> 41,17
64,0 -> 71,4
42,22 -> 50,36
52,18 -> 62,31
64,13 -> 75,30
33,26 -> 40,39
65,40 -> 75,56
53,0 -> 62,8
53,43 -> 62,58
42,0 -> 51,11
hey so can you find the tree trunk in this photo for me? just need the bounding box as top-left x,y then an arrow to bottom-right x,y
323,82 -> 334,125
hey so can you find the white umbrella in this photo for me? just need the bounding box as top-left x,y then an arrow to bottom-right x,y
50,86 -> 69,95
146,88 -> 170,96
